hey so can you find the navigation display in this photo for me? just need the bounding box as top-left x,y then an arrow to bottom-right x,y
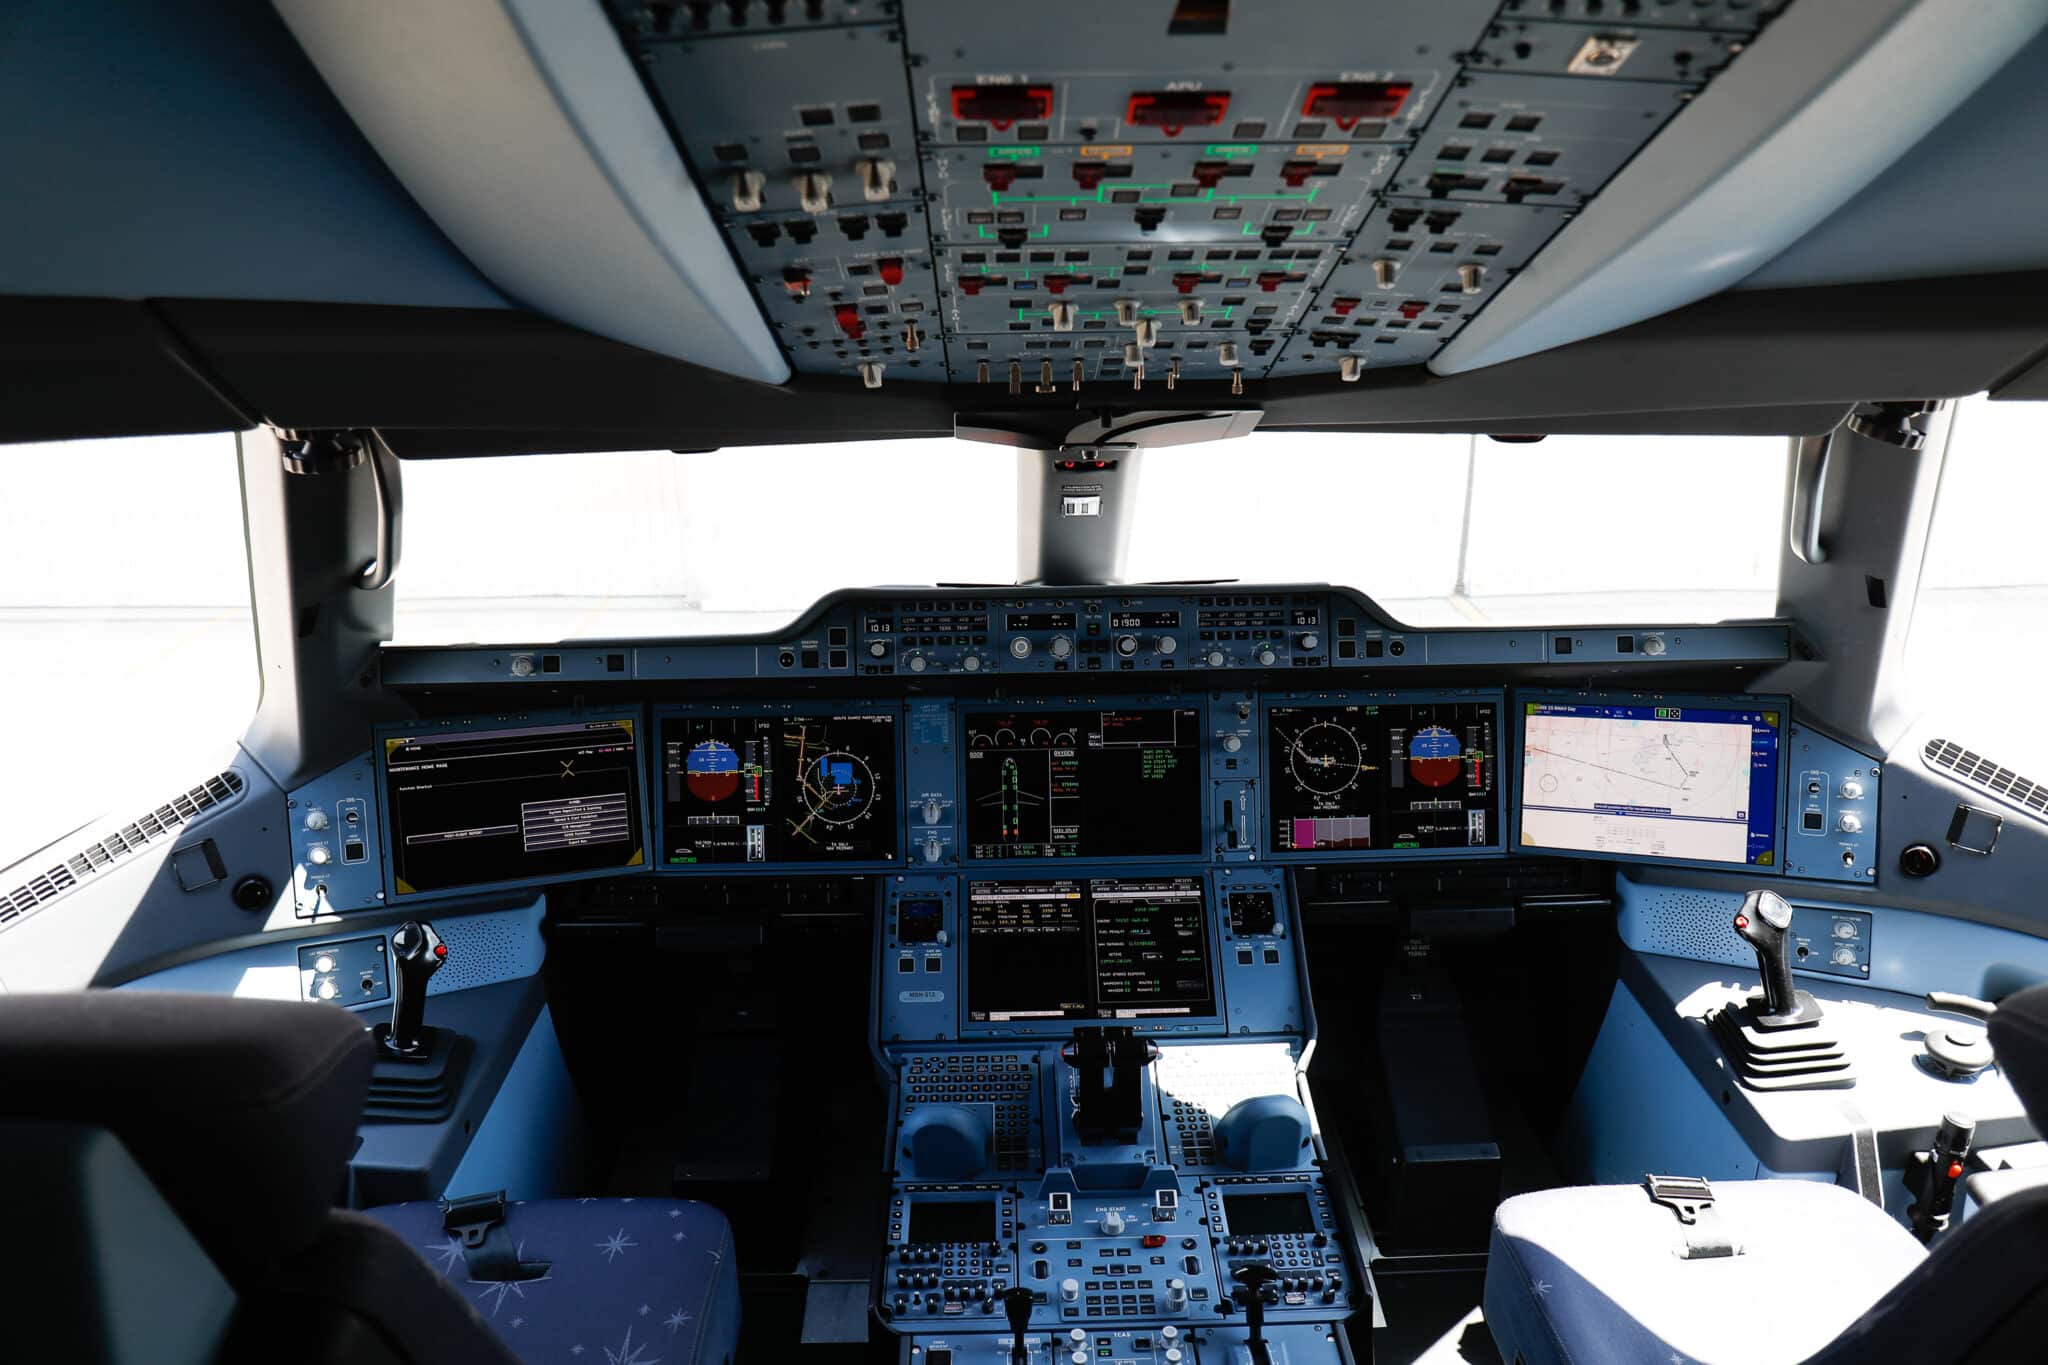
1266,696 -> 1500,854
966,877 -> 1213,1022
659,708 -> 896,865
381,716 -> 646,896
962,706 -> 1202,860
1518,694 -> 1784,867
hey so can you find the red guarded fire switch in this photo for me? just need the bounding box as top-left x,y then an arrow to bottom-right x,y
834,304 -> 866,340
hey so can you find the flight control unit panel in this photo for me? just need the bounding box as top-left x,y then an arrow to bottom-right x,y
593,0 -> 1793,388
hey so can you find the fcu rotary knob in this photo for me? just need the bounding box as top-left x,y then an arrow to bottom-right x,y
869,640 -> 888,658
1155,636 -> 1177,654
1298,633 -> 1319,650
1223,735 -> 1242,753
1049,634 -> 1073,659
1256,647 -> 1277,666
1207,649 -> 1226,667
1010,636 -> 1033,659
1115,635 -> 1139,657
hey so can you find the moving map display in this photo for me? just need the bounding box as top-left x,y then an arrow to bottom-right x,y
963,706 -> 1202,860
1266,695 -> 1500,853
1518,694 -> 1784,867
659,708 -> 897,864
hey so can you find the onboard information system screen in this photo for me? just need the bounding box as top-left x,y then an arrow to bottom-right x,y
660,710 -> 896,865
1519,697 -> 1783,867
382,717 -> 646,896
1267,697 -> 1499,853
966,877 -> 1213,1022
963,707 -> 1202,859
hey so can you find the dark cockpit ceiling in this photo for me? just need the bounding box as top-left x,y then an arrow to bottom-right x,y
6,0 -> 2048,452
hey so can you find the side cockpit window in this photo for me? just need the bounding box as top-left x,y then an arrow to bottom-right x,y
0,433 -> 257,874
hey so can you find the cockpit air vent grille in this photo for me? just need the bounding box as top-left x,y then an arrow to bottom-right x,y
0,770 -> 247,931
1922,739 -> 2048,822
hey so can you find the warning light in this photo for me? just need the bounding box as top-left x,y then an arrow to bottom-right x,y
433,943 -> 448,959
1734,915 -> 1750,930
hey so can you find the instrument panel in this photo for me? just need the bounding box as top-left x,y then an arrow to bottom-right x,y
288,587 -> 1879,914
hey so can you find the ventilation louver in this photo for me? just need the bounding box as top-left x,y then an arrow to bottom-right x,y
1922,739 -> 2048,821
0,770 -> 246,930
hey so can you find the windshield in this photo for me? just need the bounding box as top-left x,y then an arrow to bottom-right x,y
394,431 -> 1787,642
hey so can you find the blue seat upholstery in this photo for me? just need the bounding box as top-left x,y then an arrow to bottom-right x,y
1484,1180 -> 1922,1365
365,1197 -> 740,1365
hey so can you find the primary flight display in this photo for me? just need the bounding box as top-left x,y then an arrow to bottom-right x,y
659,708 -> 897,865
1265,696 -> 1500,853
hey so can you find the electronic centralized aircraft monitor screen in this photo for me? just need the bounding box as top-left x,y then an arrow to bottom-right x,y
381,715 -> 647,896
962,706 -> 1202,860
1518,695 -> 1785,868
660,708 -> 897,865
965,877 -> 1214,1022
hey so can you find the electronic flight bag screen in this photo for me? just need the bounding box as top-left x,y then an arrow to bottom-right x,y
659,708 -> 897,865
965,876 -> 1214,1022
380,716 -> 647,896
1265,696 -> 1501,853
1518,694 -> 1785,868
962,706 -> 1202,860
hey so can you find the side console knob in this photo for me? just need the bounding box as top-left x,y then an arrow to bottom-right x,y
1840,779 -> 1866,800
1839,812 -> 1864,834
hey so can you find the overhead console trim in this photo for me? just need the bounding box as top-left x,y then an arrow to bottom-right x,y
1434,0 -> 2048,374
272,0 -> 789,381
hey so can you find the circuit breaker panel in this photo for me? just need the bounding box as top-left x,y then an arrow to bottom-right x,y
604,0 -> 1789,387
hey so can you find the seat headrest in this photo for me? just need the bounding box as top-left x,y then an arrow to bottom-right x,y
0,992 -> 371,1278
1990,981 -> 2048,1131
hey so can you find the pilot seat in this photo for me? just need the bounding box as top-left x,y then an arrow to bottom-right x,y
1484,982 -> 2048,1365
0,991 -> 740,1365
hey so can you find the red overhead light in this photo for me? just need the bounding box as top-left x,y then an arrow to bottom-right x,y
1303,81 -> 1413,129
952,84 -> 1054,131
1126,90 -> 1231,136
